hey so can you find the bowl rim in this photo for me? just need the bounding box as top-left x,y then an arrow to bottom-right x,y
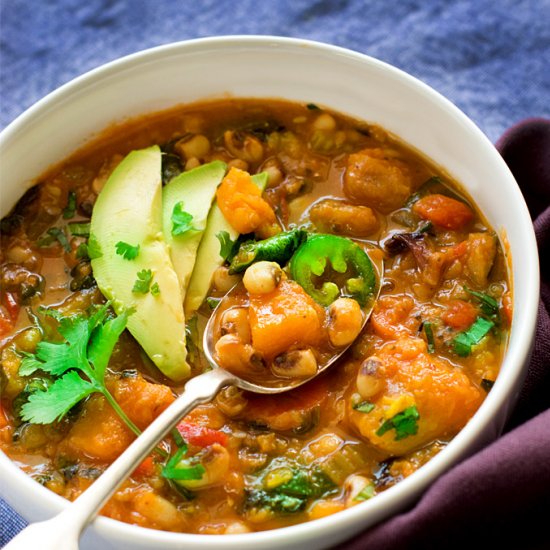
0,35 -> 540,548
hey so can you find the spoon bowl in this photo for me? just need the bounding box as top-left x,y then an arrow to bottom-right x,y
203,254 -> 383,393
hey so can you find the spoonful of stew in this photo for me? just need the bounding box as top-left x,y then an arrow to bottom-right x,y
5,232 -> 381,550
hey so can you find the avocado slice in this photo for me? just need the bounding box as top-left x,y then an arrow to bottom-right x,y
162,161 -> 227,295
90,146 -> 189,381
184,171 -> 269,317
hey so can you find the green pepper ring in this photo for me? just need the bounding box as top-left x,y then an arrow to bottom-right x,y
289,234 -> 376,307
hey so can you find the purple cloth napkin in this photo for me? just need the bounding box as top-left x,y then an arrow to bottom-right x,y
344,118 -> 550,550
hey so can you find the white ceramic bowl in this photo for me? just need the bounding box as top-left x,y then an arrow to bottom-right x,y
0,36 -> 539,550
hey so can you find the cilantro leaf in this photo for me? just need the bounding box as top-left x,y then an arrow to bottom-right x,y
464,286 -> 499,316
20,370 -> 96,424
376,406 -> 420,441
132,269 -> 154,294
206,297 -> 221,310
452,317 -> 494,357
37,227 -> 71,252
115,241 -> 140,260
63,191 -> 77,219
88,310 -> 129,380
17,304 -> 140,436
162,438 -> 205,481
150,282 -> 161,296
19,352 -> 47,376
171,202 -> 196,236
353,401 -> 375,413
216,230 -> 237,261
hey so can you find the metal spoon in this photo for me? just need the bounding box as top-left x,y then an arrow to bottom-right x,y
5,258 -> 382,550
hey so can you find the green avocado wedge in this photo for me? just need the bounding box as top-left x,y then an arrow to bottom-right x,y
184,171 -> 269,318
162,161 -> 227,295
90,146 -> 189,381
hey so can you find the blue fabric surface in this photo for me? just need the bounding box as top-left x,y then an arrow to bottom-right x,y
0,0 -> 549,547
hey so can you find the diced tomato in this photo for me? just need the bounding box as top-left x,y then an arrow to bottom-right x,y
502,292 -> 513,326
413,194 -> 474,230
0,291 -> 20,337
441,300 -> 478,330
176,422 -> 228,447
133,455 -> 156,477
450,240 -> 468,258
0,314 -> 13,337
2,291 -> 20,322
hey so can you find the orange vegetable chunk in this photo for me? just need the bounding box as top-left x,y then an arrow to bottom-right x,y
441,299 -> 478,330
216,166 -> 276,234
249,279 -> 324,358
413,193 -> 474,230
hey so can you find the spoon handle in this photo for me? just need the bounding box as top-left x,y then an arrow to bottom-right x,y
4,368 -> 234,550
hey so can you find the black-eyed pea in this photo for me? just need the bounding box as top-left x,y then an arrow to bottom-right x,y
243,261 -> 282,295
272,349 -> 317,379
328,298 -> 363,347
212,266 -> 241,293
224,130 -> 264,164
227,158 -> 249,172
175,134 -> 211,159
215,386 -> 248,417
177,444 -> 230,490
356,357 -> 383,399
220,307 -> 251,343
312,113 -> 337,132
215,334 -> 261,376
344,474 -> 373,507
185,157 -> 201,171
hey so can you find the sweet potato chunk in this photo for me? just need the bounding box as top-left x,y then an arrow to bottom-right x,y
62,376 -> 174,461
350,337 -> 483,455
248,279 -> 324,358
413,194 -> 474,230
62,394 -> 133,462
111,375 -> 175,430
344,148 -> 412,213
216,167 -> 276,234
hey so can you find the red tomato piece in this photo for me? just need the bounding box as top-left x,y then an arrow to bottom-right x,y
413,194 -> 474,230
441,300 -> 478,330
176,422 -> 228,447
3,291 -> 20,322
133,455 -> 156,477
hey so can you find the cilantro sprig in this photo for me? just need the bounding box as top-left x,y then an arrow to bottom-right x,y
37,227 -> 71,252
18,304 -> 140,435
215,230 -> 238,261
464,286 -> 499,317
452,317 -> 494,357
115,241 -> 140,260
132,269 -> 154,294
376,406 -> 420,441
162,429 -> 205,481
171,202 -> 196,236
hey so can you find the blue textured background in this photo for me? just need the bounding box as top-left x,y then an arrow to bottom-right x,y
0,0 -> 549,546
